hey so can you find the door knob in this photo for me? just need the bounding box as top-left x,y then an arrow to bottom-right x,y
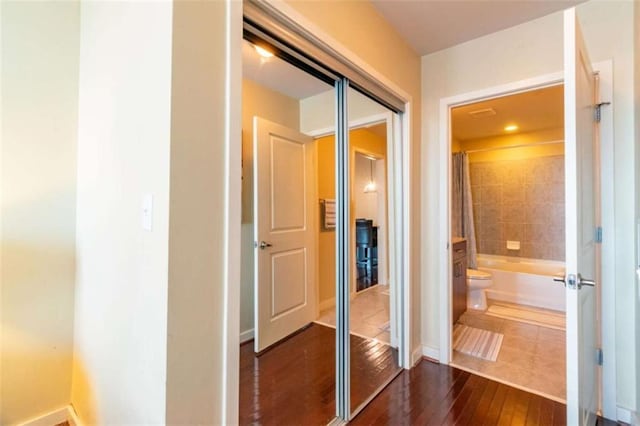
259,241 -> 273,250
553,273 -> 595,289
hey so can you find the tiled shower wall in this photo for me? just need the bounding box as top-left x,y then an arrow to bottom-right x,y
469,155 -> 565,261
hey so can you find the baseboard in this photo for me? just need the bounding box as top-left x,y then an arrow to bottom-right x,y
617,406 -> 636,424
319,297 -> 336,312
411,345 -> 423,366
19,405 -> 79,426
240,328 -> 254,344
422,345 -> 440,362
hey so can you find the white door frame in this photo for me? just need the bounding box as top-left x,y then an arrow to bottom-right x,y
437,62 -> 615,417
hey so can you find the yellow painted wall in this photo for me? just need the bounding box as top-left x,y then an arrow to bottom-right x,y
316,128 -> 386,305
240,78 -> 300,336
459,128 -> 564,163
1,2 -> 79,423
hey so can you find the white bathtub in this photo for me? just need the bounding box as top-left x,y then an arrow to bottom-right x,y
477,254 -> 566,312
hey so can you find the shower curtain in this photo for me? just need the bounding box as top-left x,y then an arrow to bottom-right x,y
452,152 -> 478,269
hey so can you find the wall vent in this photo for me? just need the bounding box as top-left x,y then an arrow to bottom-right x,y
468,108 -> 496,118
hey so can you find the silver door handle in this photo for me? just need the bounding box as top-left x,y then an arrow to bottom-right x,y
259,241 -> 272,250
579,276 -> 596,287
554,273 -> 596,289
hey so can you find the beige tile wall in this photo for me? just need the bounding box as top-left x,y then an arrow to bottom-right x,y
469,155 -> 565,261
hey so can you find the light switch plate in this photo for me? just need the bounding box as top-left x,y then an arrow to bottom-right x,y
142,194 -> 153,231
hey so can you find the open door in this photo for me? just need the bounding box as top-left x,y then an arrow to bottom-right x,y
253,116 -> 317,353
563,8 -> 601,425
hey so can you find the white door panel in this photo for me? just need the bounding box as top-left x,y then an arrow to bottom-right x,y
254,117 -> 317,353
564,8 -> 600,425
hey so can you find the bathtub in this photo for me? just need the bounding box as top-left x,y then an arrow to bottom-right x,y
477,254 -> 566,312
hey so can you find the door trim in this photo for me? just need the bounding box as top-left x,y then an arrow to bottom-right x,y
437,63 -> 615,416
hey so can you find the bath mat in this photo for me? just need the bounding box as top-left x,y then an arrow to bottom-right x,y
453,324 -> 503,362
486,302 -> 565,330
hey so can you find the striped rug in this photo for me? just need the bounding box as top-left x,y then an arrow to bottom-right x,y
453,324 -> 503,362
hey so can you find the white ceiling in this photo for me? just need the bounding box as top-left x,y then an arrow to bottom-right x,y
452,84 -> 564,141
242,40 -> 330,100
371,0 -> 584,55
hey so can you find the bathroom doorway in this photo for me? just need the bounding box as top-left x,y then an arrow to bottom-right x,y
446,85 -> 569,402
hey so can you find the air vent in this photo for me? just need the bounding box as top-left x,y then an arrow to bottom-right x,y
468,108 -> 496,118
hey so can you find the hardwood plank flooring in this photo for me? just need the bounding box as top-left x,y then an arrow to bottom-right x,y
239,323 -> 399,426
351,359 -> 568,426
240,326 -> 623,426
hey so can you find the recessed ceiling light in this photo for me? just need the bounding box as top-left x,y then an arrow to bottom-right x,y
504,124 -> 519,132
254,45 -> 274,58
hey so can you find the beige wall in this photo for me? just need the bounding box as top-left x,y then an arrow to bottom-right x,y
166,1 -> 240,423
240,78 -> 300,336
71,2 -> 172,423
0,2 -> 79,423
421,0 -> 637,413
287,0 -> 422,351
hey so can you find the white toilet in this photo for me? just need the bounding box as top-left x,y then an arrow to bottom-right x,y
466,269 -> 493,311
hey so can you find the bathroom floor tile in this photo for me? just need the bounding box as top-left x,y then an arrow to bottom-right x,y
453,301 -> 566,401
316,284 -> 391,345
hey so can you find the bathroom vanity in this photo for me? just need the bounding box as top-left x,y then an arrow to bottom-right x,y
452,238 -> 468,324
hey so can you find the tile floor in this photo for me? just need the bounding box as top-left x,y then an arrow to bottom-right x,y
451,301 -> 566,401
315,284 -> 391,344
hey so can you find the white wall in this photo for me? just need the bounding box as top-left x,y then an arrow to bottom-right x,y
421,0 -> 637,414
71,2 -> 172,423
1,2 -> 79,423
300,88 -> 387,133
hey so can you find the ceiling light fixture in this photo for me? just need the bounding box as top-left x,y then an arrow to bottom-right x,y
364,158 -> 377,193
254,45 -> 274,58
504,124 -> 519,132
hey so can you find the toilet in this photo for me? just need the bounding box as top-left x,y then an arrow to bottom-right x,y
466,269 -> 493,311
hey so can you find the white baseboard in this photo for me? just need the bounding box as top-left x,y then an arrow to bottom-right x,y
240,328 -> 254,344
19,405 -> 79,426
617,406 -> 638,424
411,345 -> 423,366
319,298 -> 336,312
68,405 -> 81,426
422,345 -> 440,362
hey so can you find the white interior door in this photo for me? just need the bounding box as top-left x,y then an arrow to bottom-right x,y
564,8 -> 600,425
253,116 -> 317,353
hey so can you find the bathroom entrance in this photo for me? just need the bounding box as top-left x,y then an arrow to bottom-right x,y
447,85 -> 569,401
436,22 -> 616,420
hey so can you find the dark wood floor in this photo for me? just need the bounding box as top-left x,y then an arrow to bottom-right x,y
239,323 -> 400,425
239,323 -> 588,426
351,360 -> 567,425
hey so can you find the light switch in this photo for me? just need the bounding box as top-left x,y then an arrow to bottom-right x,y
142,194 -> 153,231
506,240 -> 520,250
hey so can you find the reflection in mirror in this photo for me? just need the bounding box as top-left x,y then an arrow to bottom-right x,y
347,87 -> 401,415
238,38 -> 338,424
